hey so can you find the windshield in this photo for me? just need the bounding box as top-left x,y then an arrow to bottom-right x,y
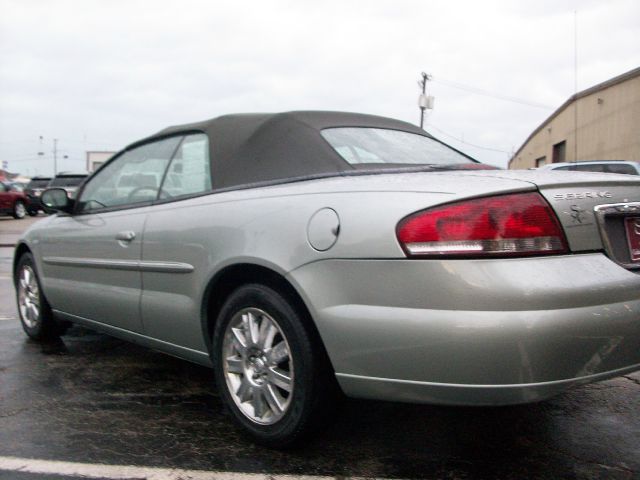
321,128 -> 474,166
50,176 -> 86,187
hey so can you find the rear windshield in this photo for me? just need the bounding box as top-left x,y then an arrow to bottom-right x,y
555,163 -> 638,175
321,127 -> 474,166
50,176 -> 86,187
605,164 -> 638,175
27,179 -> 51,189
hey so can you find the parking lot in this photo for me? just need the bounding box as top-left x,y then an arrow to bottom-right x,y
0,216 -> 639,480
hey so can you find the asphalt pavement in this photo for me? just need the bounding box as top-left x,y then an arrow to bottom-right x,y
0,217 -> 639,480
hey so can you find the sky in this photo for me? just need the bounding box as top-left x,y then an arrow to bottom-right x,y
0,0 -> 639,176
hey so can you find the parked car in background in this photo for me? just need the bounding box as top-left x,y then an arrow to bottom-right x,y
0,180 -> 29,219
13,111 -> 640,447
538,160 -> 640,175
8,181 -> 26,191
24,176 -> 52,216
48,172 -> 88,198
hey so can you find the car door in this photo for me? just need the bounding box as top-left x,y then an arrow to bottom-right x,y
39,136 -> 182,332
0,182 -> 9,212
139,133 -> 213,351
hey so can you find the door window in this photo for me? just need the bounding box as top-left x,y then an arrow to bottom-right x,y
160,133 -> 211,198
78,137 -> 181,212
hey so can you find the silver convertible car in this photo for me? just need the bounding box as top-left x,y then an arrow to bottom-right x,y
14,111 -> 640,446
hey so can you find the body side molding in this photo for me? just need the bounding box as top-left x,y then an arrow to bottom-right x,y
43,256 -> 194,273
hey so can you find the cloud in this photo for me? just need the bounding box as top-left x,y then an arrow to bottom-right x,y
0,0 -> 638,174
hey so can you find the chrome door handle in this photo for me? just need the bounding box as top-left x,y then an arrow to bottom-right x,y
115,231 -> 136,242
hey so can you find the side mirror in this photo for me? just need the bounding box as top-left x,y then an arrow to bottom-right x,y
41,188 -> 74,213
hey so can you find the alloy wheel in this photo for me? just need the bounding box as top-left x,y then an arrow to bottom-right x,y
18,265 -> 40,328
222,307 -> 294,425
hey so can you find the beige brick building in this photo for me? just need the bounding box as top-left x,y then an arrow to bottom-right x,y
509,67 -> 640,169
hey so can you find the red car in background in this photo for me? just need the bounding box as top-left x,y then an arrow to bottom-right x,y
0,180 -> 29,219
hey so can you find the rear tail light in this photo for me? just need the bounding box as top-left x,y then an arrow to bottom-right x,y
397,192 -> 568,258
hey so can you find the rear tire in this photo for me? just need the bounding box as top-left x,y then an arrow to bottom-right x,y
13,200 -> 26,219
15,253 -> 68,340
212,284 -> 338,448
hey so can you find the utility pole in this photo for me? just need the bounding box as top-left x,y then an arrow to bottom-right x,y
418,72 -> 434,129
573,10 -> 578,163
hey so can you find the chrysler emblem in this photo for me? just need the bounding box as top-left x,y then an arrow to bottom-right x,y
569,205 -> 586,224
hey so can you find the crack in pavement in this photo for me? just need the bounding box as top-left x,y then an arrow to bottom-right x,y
622,375 -> 640,387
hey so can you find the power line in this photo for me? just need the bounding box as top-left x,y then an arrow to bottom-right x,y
0,140 -> 120,148
0,139 -> 39,145
432,77 -> 555,110
0,156 -> 46,162
427,124 -> 512,155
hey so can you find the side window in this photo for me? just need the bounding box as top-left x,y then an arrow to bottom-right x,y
160,133 -> 211,198
78,136 -> 181,212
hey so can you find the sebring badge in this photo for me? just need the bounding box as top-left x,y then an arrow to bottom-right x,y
553,191 -> 612,201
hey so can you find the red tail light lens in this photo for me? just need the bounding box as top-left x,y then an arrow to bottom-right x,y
397,192 -> 568,257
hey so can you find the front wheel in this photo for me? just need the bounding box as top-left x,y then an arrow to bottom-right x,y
212,284 -> 338,448
13,200 -> 26,219
15,253 -> 68,340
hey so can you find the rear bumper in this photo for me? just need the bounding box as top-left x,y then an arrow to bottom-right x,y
336,363 -> 640,406
288,253 -> 640,405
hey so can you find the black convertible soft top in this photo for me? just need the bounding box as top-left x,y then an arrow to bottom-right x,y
129,111 -> 470,191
